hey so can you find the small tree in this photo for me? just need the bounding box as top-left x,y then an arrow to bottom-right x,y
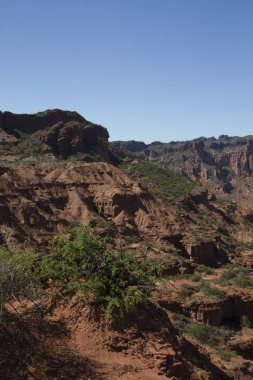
34,226 -> 161,318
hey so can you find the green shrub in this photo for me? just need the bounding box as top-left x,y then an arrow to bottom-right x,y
14,130 -> 43,157
34,226 -> 160,318
185,299 -> 200,307
180,284 -> 198,298
220,269 -> 237,281
168,273 -> 201,282
233,277 -> 253,288
217,349 -> 237,361
241,315 -> 252,328
119,161 -> 199,203
34,226 -> 106,292
185,323 -> 221,346
171,313 -> 189,330
190,274 -> 202,282
200,282 -> 227,300
86,250 -> 158,318
196,265 -> 214,275
0,246 -> 34,316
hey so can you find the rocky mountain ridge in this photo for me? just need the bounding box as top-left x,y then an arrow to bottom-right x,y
112,135 -> 253,197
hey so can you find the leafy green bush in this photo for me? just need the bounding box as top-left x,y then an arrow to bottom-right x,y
34,226 -> 160,318
34,226 -> 106,293
87,250 -> 158,318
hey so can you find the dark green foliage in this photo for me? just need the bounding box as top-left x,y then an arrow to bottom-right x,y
0,246 -> 35,315
69,150 -> 103,162
196,265 -> 214,275
185,323 -> 222,346
180,284 -> 198,298
34,226 -> 106,294
14,130 -> 43,157
34,226 -> 160,318
199,282 -> 227,301
86,250 -> 157,318
233,277 -> 253,288
168,273 -> 201,282
171,313 -> 189,331
218,265 -> 253,288
171,314 -> 230,348
119,161 -> 199,203
220,268 -> 238,281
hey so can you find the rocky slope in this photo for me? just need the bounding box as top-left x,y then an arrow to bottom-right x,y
2,159 -> 252,269
112,135 -> 253,198
2,110 -> 253,379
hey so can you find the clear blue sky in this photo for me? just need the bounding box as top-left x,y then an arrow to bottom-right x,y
1,0 -> 252,143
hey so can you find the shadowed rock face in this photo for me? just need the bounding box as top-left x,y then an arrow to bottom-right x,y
41,121 -> 109,158
184,241 -> 228,267
0,109 -> 109,159
1,109 -> 86,134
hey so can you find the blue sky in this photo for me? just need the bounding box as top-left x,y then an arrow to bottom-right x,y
0,0 -> 252,142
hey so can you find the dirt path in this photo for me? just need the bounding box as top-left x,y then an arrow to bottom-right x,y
7,299 -> 168,380
40,310 -> 169,380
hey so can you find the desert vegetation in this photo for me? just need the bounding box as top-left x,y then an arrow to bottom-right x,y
33,226 -> 164,318
119,161 -> 199,202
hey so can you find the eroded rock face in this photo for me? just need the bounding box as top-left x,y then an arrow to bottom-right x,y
184,241 -> 228,267
186,296 -> 253,326
41,121 -> 109,158
0,109 -> 109,159
113,136 -> 253,196
0,162 -> 167,246
229,332 -> 253,360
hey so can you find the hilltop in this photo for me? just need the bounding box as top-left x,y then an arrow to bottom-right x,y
0,109 -> 111,161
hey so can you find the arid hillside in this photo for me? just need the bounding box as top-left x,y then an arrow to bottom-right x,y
1,110 -> 253,379
112,136 -> 253,202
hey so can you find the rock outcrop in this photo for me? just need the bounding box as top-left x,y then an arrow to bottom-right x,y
112,136 -> 253,197
184,241 -> 228,267
0,162 -> 167,246
1,109 -> 85,134
0,109 -> 109,159
40,121 -> 109,158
